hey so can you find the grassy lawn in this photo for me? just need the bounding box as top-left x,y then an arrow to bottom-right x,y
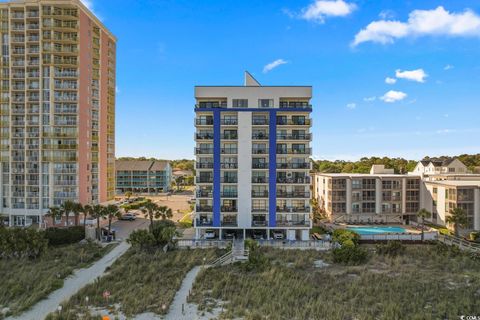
0,242 -> 115,319
190,244 -> 480,320
46,248 -> 224,319
178,212 -> 193,228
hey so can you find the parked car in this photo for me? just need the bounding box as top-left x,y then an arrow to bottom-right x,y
224,231 -> 236,240
204,229 -> 216,239
120,213 -> 136,221
252,230 -> 265,240
272,231 -> 284,240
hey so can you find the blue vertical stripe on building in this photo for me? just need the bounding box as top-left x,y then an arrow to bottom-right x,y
268,110 -> 277,227
213,110 -> 221,227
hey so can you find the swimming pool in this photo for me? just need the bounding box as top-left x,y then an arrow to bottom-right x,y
347,226 -> 407,235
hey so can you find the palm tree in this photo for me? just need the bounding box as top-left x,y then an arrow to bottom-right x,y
90,205 -> 106,240
446,207 -> 468,237
60,200 -> 76,227
104,204 -> 121,237
142,200 -> 159,231
46,207 -> 62,227
416,208 -> 431,241
125,191 -> 133,201
71,202 -> 83,226
83,204 -> 93,228
160,226 -> 180,251
157,205 -> 173,220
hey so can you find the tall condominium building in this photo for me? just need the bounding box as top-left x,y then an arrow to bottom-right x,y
194,72 -> 312,241
0,0 -> 116,226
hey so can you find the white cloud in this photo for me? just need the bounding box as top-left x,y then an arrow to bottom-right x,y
380,90 -> 407,103
352,6 -> 480,46
346,102 -> 356,109
395,68 -> 428,82
444,64 -> 454,70
385,77 -> 397,84
379,10 -> 395,20
301,0 -> 356,23
436,129 -> 456,134
263,59 -> 288,73
363,96 -> 376,102
115,86 -> 120,94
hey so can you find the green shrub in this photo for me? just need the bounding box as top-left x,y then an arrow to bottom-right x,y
127,220 -> 179,251
244,239 -> 269,271
44,226 -> 85,246
0,227 -> 48,259
376,241 -> 405,257
127,229 -> 156,251
178,221 -> 192,229
332,245 -> 368,265
121,199 -> 149,211
332,229 -> 360,247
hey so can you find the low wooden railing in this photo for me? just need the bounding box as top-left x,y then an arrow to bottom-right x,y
438,234 -> 480,253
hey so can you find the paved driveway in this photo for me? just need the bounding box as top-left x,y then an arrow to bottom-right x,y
111,217 -> 149,241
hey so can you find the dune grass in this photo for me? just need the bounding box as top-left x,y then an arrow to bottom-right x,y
0,242 -> 115,319
190,244 -> 480,320
46,248 -> 224,319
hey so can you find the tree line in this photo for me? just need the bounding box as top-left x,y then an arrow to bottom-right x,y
312,154 -> 480,174
116,157 -> 194,170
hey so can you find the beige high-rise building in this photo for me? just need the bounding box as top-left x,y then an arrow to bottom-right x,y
0,0 -> 116,226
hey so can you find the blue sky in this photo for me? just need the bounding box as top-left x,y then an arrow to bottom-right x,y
85,0 -> 480,161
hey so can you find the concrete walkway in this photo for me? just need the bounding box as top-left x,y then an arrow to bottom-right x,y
8,241 -> 131,320
165,265 -> 216,320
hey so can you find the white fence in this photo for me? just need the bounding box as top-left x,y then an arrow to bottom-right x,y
176,239 -> 331,250
176,239 -> 232,249
359,232 -> 438,241
257,240 -> 331,250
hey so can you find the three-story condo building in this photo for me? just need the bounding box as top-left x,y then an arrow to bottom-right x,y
194,72 -> 312,240
0,0 -> 116,226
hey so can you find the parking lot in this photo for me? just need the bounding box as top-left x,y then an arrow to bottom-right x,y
119,192 -> 194,222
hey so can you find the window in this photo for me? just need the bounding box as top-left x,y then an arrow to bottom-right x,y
252,115 -> 267,125
276,115 -> 287,125
232,99 -> 248,108
258,99 -> 273,108
352,203 -> 360,213
292,115 -> 306,125
352,179 -> 361,189
222,115 -> 237,125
